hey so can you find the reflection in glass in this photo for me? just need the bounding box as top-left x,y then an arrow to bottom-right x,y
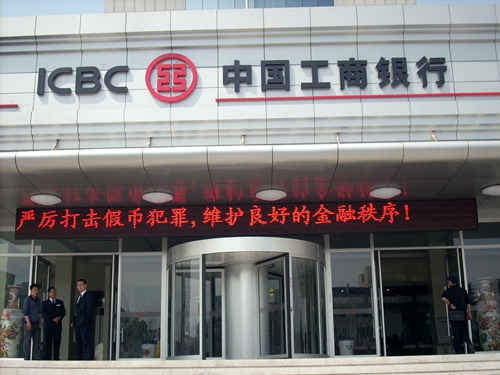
319,264 -> 327,354
122,238 -> 161,252
331,252 -> 376,355
174,259 -> 200,356
205,272 -> 222,357
0,257 -> 30,358
374,231 -> 454,248
259,259 -> 286,356
464,249 -> 500,352
36,238 -> 118,254
167,266 -> 172,358
463,223 -> 500,245
120,256 -> 161,358
0,232 -> 31,254
292,258 -> 320,354
377,250 -> 435,356
219,0 -> 235,8
204,0 -> 218,9
186,0 -> 203,9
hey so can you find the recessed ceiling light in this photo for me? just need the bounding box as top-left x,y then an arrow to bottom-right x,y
370,187 -> 401,199
482,185 -> 500,196
30,193 -> 62,206
256,189 -> 287,201
142,192 -> 174,204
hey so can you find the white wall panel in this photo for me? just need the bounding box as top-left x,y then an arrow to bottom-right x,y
0,73 -> 36,94
125,69 -> 148,90
0,54 -> 37,74
358,43 -> 405,65
1,5 -> 500,150
450,42 -> 497,62
310,44 -> 359,62
218,102 -> 266,121
127,49 -> 173,70
36,52 -> 83,71
34,92 -> 79,111
452,61 -> 499,82
125,89 -> 169,109
126,11 -> 171,33
218,46 -> 265,67
81,50 -> 128,70
78,91 -> 127,109
35,14 -> 81,36
0,16 -> 36,38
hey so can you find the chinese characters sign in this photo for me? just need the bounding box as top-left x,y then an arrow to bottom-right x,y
15,200 -> 477,240
223,56 -> 447,92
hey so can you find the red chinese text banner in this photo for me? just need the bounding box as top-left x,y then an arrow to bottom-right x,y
15,200 -> 477,240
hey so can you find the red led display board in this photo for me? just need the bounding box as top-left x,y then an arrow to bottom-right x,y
15,200 -> 478,240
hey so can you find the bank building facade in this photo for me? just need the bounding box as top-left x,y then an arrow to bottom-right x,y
0,0 -> 500,365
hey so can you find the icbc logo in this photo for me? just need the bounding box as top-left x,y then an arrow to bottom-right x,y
145,53 -> 198,103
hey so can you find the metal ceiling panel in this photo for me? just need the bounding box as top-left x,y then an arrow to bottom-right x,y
389,179 -> 451,194
272,180 -> 332,202
0,152 -> 33,189
272,144 -> 337,183
453,141 -> 500,179
333,143 -> 404,182
166,183 -> 216,204
479,197 -> 500,208
443,177 -> 499,193
327,180 -> 379,201
0,208 -> 15,229
393,142 -> 468,180
92,185 -> 156,205
2,141 -> 500,230
15,150 -> 92,188
210,182 -> 260,204
0,187 -> 29,202
143,147 -> 212,186
208,146 -> 272,184
79,148 -> 152,187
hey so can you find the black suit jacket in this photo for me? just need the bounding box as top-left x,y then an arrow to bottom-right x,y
41,298 -> 66,330
72,291 -> 94,326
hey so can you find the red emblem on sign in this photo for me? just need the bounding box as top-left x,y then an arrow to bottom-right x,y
145,53 -> 198,103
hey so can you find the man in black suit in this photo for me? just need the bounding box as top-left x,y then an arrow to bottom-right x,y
71,279 -> 94,360
41,287 -> 66,360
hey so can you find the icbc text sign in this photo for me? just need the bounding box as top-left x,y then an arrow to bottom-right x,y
15,200 -> 477,240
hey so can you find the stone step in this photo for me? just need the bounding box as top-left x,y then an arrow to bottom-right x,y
1,354 -> 500,375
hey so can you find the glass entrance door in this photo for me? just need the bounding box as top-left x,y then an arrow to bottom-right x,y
376,250 -> 436,356
171,258 -> 201,359
33,255 -> 115,360
258,256 -> 289,358
205,270 -> 223,358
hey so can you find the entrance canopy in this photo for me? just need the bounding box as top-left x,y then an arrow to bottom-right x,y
1,141 -> 499,230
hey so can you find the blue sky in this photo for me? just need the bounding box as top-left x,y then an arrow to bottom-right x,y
0,0 -> 499,17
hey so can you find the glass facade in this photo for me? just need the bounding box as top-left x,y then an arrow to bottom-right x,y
330,251 -> 376,356
186,0 -> 333,10
120,255 -> 161,358
1,222 -> 499,360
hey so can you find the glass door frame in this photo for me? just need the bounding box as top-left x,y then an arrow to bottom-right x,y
257,254 -> 291,359
168,255 -> 203,360
325,247 -> 380,357
204,267 -> 225,359
444,246 -> 473,348
32,253 -> 118,360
